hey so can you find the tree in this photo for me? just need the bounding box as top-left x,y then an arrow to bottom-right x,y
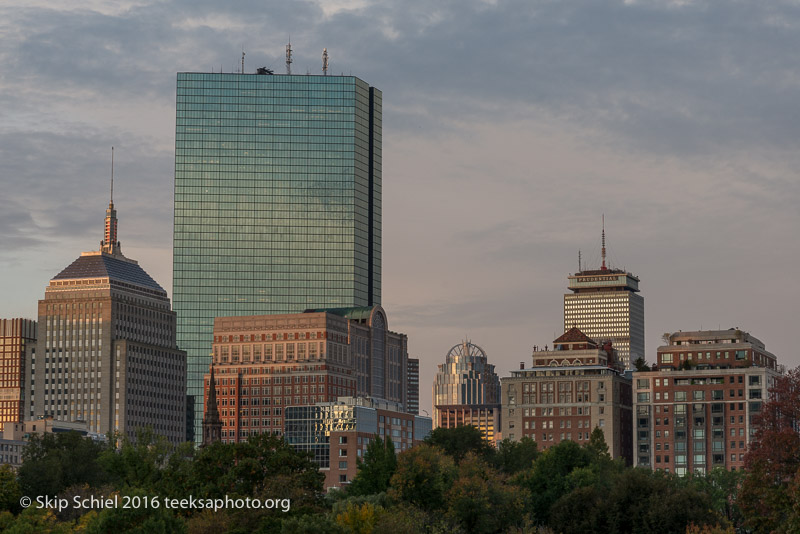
688,468 -> 745,528
82,489 -> 186,534
424,426 -> 494,463
280,513 -> 345,534
388,444 -> 457,512
0,464 -> 22,514
740,366 -> 800,532
444,453 -> 527,533
633,357 -> 651,372
494,438 -> 538,475
347,437 -> 397,496
550,469 -> 721,533
334,501 -> 383,534
371,504 -> 427,534
514,439 -> 593,524
18,431 -> 110,496
584,427 -> 610,460
1,506 -> 72,534
100,428 -> 173,492
602,469 -> 718,534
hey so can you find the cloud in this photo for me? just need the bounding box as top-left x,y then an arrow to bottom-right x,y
2,0 -> 800,415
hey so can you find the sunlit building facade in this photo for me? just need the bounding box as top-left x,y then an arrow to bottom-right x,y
174,72 -> 382,442
564,269 -> 644,369
0,319 -> 36,426
433,341 -> 501,444
202,306 -> 407,444
285,397 -> 431,489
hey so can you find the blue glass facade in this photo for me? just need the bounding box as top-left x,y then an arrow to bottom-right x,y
173,73 -> 382,442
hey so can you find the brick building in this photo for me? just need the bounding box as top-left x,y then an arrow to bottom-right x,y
633,328 -> 779,473
204,306 -> 408,443
501,328 -> 633,463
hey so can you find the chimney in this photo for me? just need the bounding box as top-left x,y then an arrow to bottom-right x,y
520,361 -> 525,370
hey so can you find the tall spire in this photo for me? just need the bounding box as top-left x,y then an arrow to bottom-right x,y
101,147 -> 121,255
206,365 -> 220,421
202,364 -> 222,447
601,214 -> 607,270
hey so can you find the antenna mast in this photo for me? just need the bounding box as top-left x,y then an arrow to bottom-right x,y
241,49 -> 245,73
322,48 -> 328,75
601,214 -> 607,270
286,41 -> 292,75
578,250 -> 581,273
110,146 -> 114,204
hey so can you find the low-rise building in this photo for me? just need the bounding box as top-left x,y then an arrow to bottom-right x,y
501,328 -> 633,463
0,417 -> 102,470
633,328 -> 780,474
285,396 -> 432,489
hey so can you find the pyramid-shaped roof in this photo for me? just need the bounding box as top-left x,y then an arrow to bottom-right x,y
53,252 -> 165,294
554,327 -> 596,345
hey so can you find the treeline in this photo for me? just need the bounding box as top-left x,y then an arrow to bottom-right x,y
0,427 -> 737,533
3,367 -> 800,533
331,426 -> 739,534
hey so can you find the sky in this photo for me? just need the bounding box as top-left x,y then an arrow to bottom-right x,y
1,0 -> 799,416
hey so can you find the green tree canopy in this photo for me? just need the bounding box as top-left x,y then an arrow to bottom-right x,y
423,425 -> 494,463
18,431 -> 110,496
444,453 -> 528,533
388,444 -> 457,512
347,436 -> 397,496
493,437 -> 538,475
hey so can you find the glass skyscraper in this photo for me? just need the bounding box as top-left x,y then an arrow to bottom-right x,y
174,73 -> 382,442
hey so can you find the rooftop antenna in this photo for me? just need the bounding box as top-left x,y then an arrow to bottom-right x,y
578,250 -> 582,273
601,214 -> 607,270
322,48 -> 328,75
110,146 -> 114,205
241,48 -> 246,73
286,40 -> 292,75
102,146 -> 120,255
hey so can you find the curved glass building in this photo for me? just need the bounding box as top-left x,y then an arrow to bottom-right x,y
432,341 -> 501,444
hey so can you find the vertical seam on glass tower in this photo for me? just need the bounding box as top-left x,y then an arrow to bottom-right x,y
368,87 -> 375,306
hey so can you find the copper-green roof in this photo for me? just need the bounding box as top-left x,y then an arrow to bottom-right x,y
303,306 -> 377,321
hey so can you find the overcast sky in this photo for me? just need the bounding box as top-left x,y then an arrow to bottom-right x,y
2,0 -> 798,416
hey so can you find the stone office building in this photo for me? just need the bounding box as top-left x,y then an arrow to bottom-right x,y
26,199 -> 186,444
501,328 -> 633,463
